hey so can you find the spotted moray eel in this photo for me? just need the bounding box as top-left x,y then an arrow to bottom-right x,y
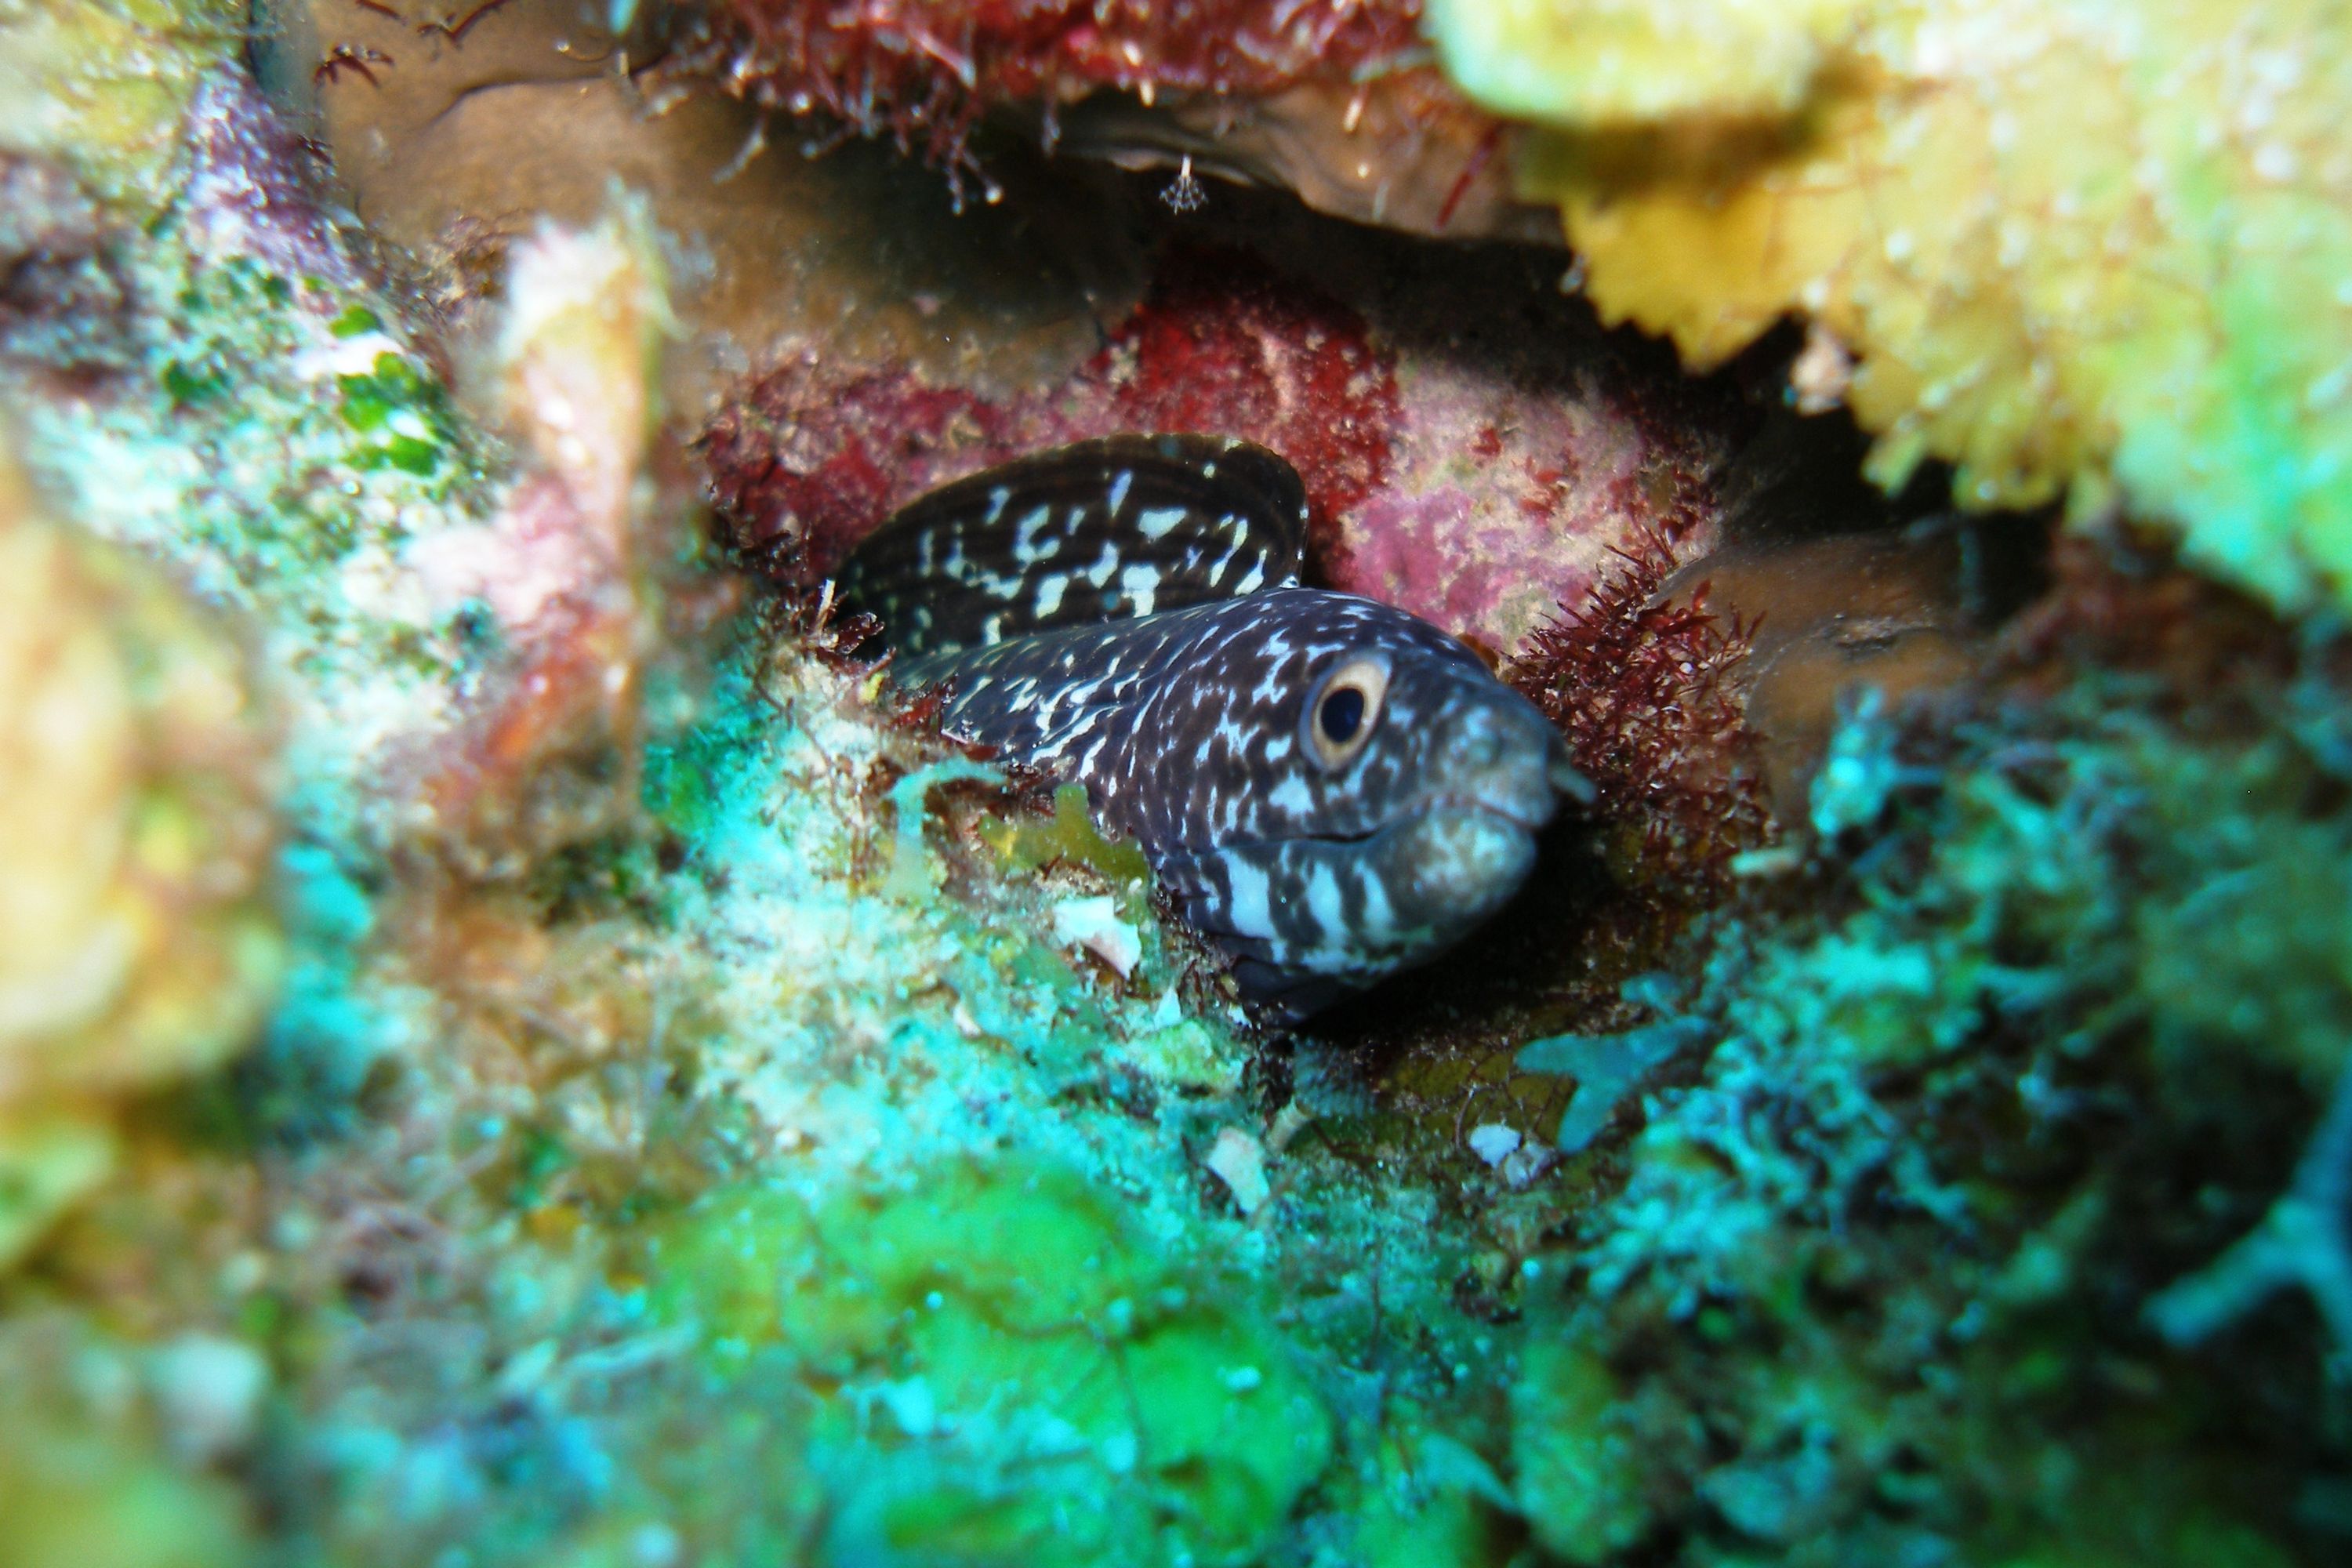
837,434 -> 1589,1018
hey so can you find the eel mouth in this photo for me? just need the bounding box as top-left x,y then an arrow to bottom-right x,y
1425,791 -> 1558,837
1203,798 -> 1543,855
1189,792 -> 1558,858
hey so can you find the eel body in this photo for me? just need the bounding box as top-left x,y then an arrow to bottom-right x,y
837,434 -> 1587,1018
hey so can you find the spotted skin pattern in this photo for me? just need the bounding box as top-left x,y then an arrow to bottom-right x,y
836,434 -> 1307,659
840,434 -> 1587,1018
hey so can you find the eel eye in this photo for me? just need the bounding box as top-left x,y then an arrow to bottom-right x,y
1305,654 -> 1390,770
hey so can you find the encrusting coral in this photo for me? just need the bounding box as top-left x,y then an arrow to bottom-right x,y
1508,546 -> 2352,1565
0,441 -> 279,1269
2,5 -> 2350,1566
1429,0 -> 2352,619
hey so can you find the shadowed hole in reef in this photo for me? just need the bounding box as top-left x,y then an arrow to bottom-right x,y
674,130 -> 2063,1145
263,0 -> 2049,1150
1290,372 -> 2054,1142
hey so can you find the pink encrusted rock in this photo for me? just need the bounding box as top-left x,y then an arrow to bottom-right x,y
704,241 -> 1735,659
176,71 -> 361,291
1327,354 -> 1675,659
408,205 -> 671,868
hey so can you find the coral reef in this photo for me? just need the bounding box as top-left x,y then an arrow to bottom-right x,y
1,5 -> 2347,1568
706,226 -> 1736,659
1431,0 -> 2352,617
674,0 -> 1429,187
0,441 -> 278,1267
1508,546 -> 2352,1565
0,47 -> 1504,1568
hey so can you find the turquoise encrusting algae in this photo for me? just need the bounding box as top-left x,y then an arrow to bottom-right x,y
1512,644 -> 2352,1563
2,8 -> 2350,1568
0,53 -> 1497,1567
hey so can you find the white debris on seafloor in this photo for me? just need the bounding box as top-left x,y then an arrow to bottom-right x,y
1500,1136 -> 1559,1192
1051,895 -> 1142,978
1466,1122 -> 1522,1167
1124,1017 -> 1243,1094
1266,1101 -> 1313,1154
1206,1127 -> 1272,1216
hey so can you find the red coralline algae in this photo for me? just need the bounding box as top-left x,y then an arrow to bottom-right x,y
1083,248 -> 1396,527
179,72 -> 364,293
699,357 -> 1027,580
701,239 -> 1733,658
1509,524 -> 1770,885
682,0 -> 1429,178
700,244 -> 1398,580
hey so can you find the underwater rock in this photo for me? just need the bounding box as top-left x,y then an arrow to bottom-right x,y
0,154 -> 127,365
256,0 -> 1144,419
1656,527 -> 1990,822
0,0 -> 245,216
1036,71 -> 1553,241
708,235 -> 1734,659
1431,0 -> 2352,619
0,441 -> 280,1268
176,71 -> 358,292
409,199 -> 673,873
673,0 -> 1427,179
675,0 -> 1551,236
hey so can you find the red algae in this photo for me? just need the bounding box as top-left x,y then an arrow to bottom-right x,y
681,0 -> 1429,178
701,233 -> 1725,656
699,355 -> 1027,580
1509,524 -> 1770,887
1081,245 -> 1397,528
700,243 -> 1397,581
179,73 -> 360,292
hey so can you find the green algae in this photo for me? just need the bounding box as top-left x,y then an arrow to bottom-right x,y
1512,1338 -> 1665,1566
980,782 -> 1154,885
1506,662 -> 2352,1565
2,18 -> 2350,1568
648,1160 -> 1333,1567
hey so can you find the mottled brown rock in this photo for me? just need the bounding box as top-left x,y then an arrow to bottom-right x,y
1657,530 -> 1987,820
255,0 -> 1145,419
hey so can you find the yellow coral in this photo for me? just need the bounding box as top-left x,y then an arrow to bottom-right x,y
0,0 -> 244,215
0,445 -> 279,1266
1429,0 -> 2352,614
1431,0 -> 1867,120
